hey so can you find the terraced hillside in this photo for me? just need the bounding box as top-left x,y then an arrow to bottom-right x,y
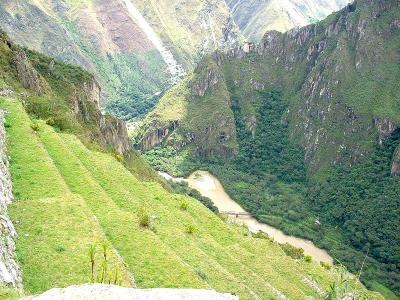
0,98 -> 380,299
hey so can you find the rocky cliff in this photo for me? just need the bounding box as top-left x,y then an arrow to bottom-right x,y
0,30 -> 131,154
0,110 -> 22,289
72,78 -> 131,153
13,49 -> 44,95
391,143 -> 400,176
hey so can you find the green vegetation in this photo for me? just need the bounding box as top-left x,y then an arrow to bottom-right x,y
1,99 -> 130,293
309,128 -> 400,295
89,243 -> 123,285
144,89 -> 400,298
1,97 -> 381,299
280,243 -> 305,260
0,287 -> 21,300
185,224 -> 198,234
232,90 -> 307,184
136,1 -> 400,297
168,180 -> 219,213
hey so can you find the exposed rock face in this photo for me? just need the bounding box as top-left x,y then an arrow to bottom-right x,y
139,121 -> 179,150
81,80 -> 102,109
99,116 -> 131,154
94,0 -> 155,54
0,110 -> 22,289
72,79 -> 131,154
190,65 -> 223,97
391,146 -> 400,176
374,118 -> 399,144
13,49 -> 44,95
23,284 -> 238,300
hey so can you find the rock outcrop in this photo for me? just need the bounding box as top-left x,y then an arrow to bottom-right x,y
23,284 -> 238,300
190,64 -> 223,97
13,49 -> 44,95
0,110 -> 22,289
72,79 -> 131,154
391,145 -> 400,176
374,118 -> 399,144
139,121 -> 179,150
99,115 -> 131,154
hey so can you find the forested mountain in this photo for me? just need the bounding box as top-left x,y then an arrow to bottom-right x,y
0,0 -> 349,121
0,0 -> 395,299
134,0 -> 400,297
0,27 -> 381,300
0,0 -> 241,121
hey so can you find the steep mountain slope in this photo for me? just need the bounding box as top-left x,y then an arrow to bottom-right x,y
130,0 -> 242,65
0,34 -> 381,300
0,0 -> 243,121
134,0 -> 400,297
1,97 -> 381,299
226,0 -> 352,42
0,0 -> 169,121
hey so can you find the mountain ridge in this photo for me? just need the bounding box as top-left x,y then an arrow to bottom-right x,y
0,0 -> 352,121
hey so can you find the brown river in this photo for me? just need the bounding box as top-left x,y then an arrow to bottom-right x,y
160,170 -> 333,264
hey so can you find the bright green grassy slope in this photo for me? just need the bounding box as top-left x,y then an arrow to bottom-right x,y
1,98 -> 131,294
1,97 -> 377,299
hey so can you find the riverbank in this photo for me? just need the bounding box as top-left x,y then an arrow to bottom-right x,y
160,170 -> 333,264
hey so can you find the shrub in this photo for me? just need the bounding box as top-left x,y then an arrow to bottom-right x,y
89,244 -> 96,282
31,122 -> 40,132
304,255 -> 312,262
138,208 -> 151,228
115,153 -> 124,162
55,244 -> 66,253
185,224 -> 198,234
196,270 -> 207,280
253,231 -> 271,241
320,261 -> 332,270
46,117 -> 55,126
179,199 -> 189,211
280,243 -> 304,260
88,243 -> 122,285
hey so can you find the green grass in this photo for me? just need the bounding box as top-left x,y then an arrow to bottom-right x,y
1,98 -> 130,293
0,286 -> 21,300
0,97 -> 381,299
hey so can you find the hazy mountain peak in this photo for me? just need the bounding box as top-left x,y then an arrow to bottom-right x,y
226,0 -> 352,41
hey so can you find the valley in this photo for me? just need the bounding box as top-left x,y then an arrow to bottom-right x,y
0,0 -> 398,299
160,170 -> 333,264
0,0 -> 350,122
0,28 -> 381,299
135,0 -> 400,298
